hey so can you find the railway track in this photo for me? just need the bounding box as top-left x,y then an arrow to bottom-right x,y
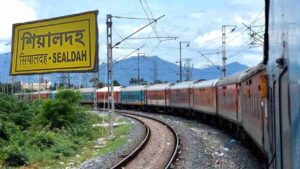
111,110 -> 179,169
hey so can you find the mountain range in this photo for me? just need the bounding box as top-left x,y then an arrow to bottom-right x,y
0,53 -> 248,86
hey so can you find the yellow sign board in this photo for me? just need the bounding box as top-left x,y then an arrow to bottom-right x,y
10,11 -> 98,75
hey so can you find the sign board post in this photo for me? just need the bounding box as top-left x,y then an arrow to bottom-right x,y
10,11 -> 98,75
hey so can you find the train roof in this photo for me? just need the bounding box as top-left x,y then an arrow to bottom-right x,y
96,86 -> 122,92
31,90 -> 51,94
217,70 -> 247,86
193,79 -> 219,88
169,80 -> 197,89
237,63 -> 266,82
121,85 -> 147,92
77,88 -> 95,92
145,83 -> 171,91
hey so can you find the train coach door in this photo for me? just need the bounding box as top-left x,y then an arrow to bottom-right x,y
278,66 -> 291,169
269,56 -> 291,169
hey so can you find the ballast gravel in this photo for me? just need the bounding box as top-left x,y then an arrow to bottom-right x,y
79,113 -> 146,169
121,111 -> 263,169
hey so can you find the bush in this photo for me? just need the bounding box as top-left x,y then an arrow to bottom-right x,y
33,90 -> 84,130
0,120 -> 21,141
34,99 -> 76,130
52,138 -> 79,157
4,146 -> 29,167
55,89 -> 81,105
26,131 -> 56,150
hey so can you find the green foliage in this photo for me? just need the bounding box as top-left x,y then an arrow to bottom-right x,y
0,120 -> 22,142
34,99 -> 76,130
0,91 -> 105,167
55,89 -> 81,105
3,145 -> 29,167
26,131 -> 56,150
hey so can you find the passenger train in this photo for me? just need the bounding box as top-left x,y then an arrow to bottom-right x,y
14,0 -> 300,168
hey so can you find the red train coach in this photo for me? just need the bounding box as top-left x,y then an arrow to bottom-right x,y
31,91 -> 49,101
145,83 -> 171,108
169,81 -> 195,110
238,63 -> 267,151
217,71 -> 245,124
193,79 -> 219,115
96,86 -> 122,105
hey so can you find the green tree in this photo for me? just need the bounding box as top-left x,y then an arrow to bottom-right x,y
113,80 -> 121,86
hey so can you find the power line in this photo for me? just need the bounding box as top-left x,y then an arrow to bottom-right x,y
112,16 -> 155,20
138,0 -> 160,41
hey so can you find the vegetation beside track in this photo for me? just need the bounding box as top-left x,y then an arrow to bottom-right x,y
0,91 -> 131,168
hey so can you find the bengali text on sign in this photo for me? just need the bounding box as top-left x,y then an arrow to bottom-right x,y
10,11 -> 98,75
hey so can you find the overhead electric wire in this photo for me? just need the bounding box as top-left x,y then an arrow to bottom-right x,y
139,0 -> 160,41
112,16 -> 155,20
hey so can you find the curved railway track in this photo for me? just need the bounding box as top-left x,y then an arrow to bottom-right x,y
111,110 -> 179,169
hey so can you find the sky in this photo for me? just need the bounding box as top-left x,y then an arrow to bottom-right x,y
0,0 -> 265,68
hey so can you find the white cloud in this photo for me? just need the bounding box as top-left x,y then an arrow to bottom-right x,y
230,0 -> 263,6
234,15 -> 248,24
242,53 -> 263,66
98,24 -> 106,35
0,0 -> 37,40
193,30 -> 222,49
226,32 -> 245,47
188,12 -> 205,19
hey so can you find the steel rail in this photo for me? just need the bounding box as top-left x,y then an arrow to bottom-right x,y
110,113 -> 151,169
113,110 -> 179,169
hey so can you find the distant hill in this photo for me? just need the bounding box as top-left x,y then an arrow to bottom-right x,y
0,53 -> 248,86
98,56 -> 248,85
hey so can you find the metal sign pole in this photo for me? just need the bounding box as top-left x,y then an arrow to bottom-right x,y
39,74 -> 41,100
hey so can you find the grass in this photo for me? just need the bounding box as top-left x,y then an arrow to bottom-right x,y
26,120 -> 132,169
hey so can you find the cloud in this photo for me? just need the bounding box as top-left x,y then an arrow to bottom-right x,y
230,0 -> 263,6
0,0 -> 37,40
193,30 -> 222,49
98,24 -> 106,35
188,12 -> 205,19
241,53 -> 263,66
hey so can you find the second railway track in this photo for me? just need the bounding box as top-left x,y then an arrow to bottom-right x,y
111,110 -> 179,169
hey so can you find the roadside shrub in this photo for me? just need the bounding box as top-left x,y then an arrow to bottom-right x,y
0,120 -> 21,141
0,94 -> 38,130
4,145 -> 29,167
55,89 -> 81,105
34,99 -> 76,130
52,138 -> 79,157
26,131 -> 56,150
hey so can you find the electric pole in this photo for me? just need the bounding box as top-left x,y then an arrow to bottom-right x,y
107,14 -> 114,137
138,54 -> 140,85
137,53 -> 145,85
105,14 -> 165,137
179,41 -> 190,82
222,25 -> 236,78
67,73 -> 70,88
152,59 -> 157,84
184,58 -> 192,81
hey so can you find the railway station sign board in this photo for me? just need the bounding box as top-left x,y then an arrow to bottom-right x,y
10,11 -> 98,75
